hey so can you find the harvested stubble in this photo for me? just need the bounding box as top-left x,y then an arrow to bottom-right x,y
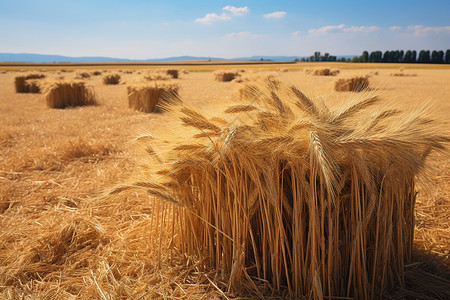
214,70 -> 240,82
127,81 -> 179,113
103,74 -> 121,85
335,75 -> 370,92
14,74 -> 45,93
45,81 -> 97,109
138,77 -> 449,299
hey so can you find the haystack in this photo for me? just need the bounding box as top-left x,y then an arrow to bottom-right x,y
390,71 -> 417,77
75,72 -> 91,79
137,77 -> 448,298
45,81 -> 97,109
103,74 -> 120,85
214,70 -> 239,82
166,69 -> 179,79
127,81 -> 179,113
305,68 -> 339,76
15,74 -> 45,93
334,75 -> 370,92
144,73 -> 171,81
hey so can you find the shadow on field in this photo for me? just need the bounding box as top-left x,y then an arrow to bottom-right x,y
385,249 -> 450,299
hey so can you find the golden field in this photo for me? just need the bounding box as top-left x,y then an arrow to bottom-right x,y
0,63 -> 449,299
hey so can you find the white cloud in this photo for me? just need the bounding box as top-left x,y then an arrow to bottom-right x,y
224,32 -> 262,39
263,11 -> 286,19
308,24 -> 345,34
195,6 -> 249,25
223,6 -> 249,16
308,24 -> 379,34
292,31 -> 301,37
195,13 -> 230,24
343,25 -> 379,33
408,25 -> 450,36
390,26 -> 401,31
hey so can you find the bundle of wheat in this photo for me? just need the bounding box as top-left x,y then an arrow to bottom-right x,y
45,81 -> 97,109
144,73 -> 171,81
75,72 -> 91,79
91,71 -> 102,76
135,77 -> 448,298
127,81 -> 179,113
310,68 -> 340,76
214,70 -> 239,82
334,75 -> 370,92
390,72 -> 417,77
15,74 -> 45,93
103,74 -> 121,85
166,69 -> 179,79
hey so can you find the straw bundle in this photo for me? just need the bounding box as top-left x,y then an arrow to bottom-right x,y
334,76 -> 370,92
166,69 -> 179,79
214,70 -> 239,82
15,74 -> 45,93
103,74 -> 121,85
127,81 -> 179,113
91,71 -> 102,76
139,77 -> 448,298
45,81 -> 97,109
144,73 -> 171,81
75,72 -> 91,79
390,72 -> 417,77
305,68 -> 339,76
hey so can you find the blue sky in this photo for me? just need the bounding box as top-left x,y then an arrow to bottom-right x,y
1,0 -> 449,59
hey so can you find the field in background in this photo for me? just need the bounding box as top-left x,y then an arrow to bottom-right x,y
0,63 -> 449,298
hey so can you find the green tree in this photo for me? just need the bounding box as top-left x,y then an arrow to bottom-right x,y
361,51 -> 369,63
445,50 -> 450,64
382,51 -> 391,62
418,50 -> 431,63
404,50 -> 412,63
314,52 -> 321,62
321,52 -> 330,61
431,50 -> 444,63
411,50 -> 417,63
369,51 -> 382,62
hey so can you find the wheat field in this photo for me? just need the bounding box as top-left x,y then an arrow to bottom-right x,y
0,64 -> 449,299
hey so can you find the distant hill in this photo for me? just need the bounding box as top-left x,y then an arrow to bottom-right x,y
0,53 -> 356,63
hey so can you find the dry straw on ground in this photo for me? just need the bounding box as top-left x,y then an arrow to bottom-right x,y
127,81 -> 179,113
14,74 -> 45,93
214,70 -> 240,82
103,74 -> 121,85
45,81 -> 97,109
136,77 -> 449,299
334,75 -> 370,92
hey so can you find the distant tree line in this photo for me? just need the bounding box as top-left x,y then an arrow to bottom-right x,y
295,52 -> 338,62
354,49 -> 450,64
297,50 -> 450,64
